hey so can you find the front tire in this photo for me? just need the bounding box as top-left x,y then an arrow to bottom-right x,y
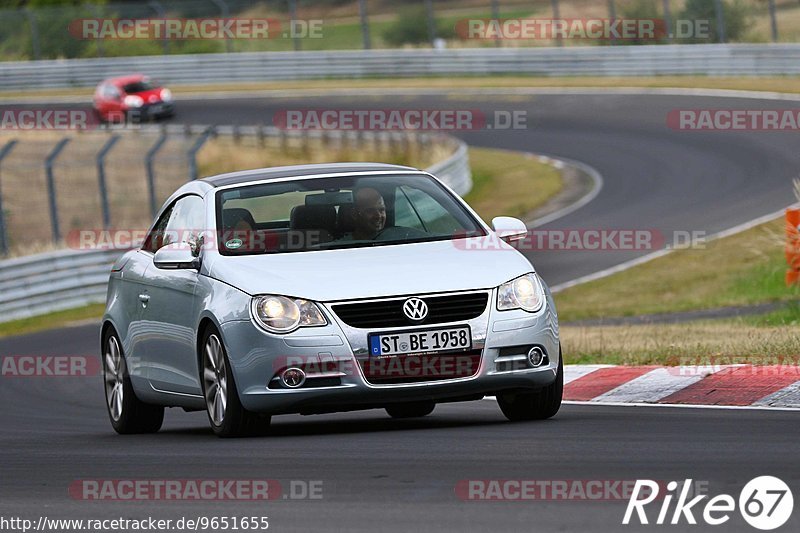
497,346 -> 563,421
201,327 -> 270,438
102,329 -> 164,434
385,401 -> 436,419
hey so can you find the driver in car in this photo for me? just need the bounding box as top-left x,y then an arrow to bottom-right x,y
348,187 -> 386,240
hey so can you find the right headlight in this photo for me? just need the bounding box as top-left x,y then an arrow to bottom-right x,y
251,295 -> 327,333
497,273 -> 545,313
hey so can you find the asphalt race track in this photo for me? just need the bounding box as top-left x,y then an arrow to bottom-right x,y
1,91 -> 798,532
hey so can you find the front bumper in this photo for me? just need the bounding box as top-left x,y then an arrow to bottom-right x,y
128,102 -> 174,121
219,288 -> 560,415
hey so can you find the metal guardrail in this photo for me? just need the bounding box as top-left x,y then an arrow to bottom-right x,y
0,247 -> 124,321
0,129 -> 471,322
1,44 -> 799,90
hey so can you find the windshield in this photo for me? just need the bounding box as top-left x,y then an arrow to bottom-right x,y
215,173 -> 486,255
122,80 -> 157,93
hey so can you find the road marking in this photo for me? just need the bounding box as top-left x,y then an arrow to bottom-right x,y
752,381 -> 800,408
591,367 -> 709,404
659,365 -> 800,406
562,400 -> 800,412
563,364 -> 612,385
564,366 -> 656,401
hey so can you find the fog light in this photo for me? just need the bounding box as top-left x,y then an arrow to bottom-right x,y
281,367 -> 306,388
527,346 -> 545,367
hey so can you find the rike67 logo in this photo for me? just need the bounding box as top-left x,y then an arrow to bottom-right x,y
624,477 -> 793,530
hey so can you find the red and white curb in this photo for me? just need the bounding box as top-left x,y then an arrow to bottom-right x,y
560,364 -> 800,409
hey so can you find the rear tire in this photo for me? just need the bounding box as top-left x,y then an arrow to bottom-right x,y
102,328 -> 164,434
385,401 -> 436,419
497,346 -> 563,421
201,327 -> 270,438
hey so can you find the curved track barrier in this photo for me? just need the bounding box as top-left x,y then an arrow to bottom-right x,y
1,44 -> 800,91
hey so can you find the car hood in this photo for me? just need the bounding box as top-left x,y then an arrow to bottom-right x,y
206,236 -> 534,301
129,88 -> 164,104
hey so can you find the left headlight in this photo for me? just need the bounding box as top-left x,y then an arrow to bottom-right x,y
159,88 -> 173,102
251,295 -> 327,333
123,95 -> 143,108
497,273 -> 545,313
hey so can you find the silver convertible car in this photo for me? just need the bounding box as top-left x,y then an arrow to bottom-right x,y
102,163 -> 562,437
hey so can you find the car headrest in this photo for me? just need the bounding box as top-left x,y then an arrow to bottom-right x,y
222,208 -> 257,230
337,204 -> 356,234
290,205 -> 336,232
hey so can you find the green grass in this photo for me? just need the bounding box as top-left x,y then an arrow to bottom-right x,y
556,215 -> 800,364
0,303 -> 105,340
744,301 -> 800,327
561,317 -> 800,365
555,217 -> 800,322
466,147 -> 563,222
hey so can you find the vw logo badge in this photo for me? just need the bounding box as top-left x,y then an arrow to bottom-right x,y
402,298 -> 428,322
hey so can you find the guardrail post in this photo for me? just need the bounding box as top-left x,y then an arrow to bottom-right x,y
0,140 -> 18,256
551,0 -> 562,46
148,1 -> 170,54
491,0 -> 500,47
188,127 -> 215,181
96,135 -> 120,229
661,0 -> 673,43
146,132 -> 168,217
424,0 -> 437,45
25,9 -> 41,60
768,0 -> 778,42
358,0 -> 371,49
289,0 -> 301,51
93,4 -> 106,57
713,0 -> 726,43
257,124 -> 266,147
607,0 -> 617,45
45,138 -> 70,244
211,0 -> 234,53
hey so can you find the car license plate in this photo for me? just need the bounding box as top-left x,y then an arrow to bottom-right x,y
369,326 -> 471,357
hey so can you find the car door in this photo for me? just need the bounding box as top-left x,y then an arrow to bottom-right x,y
114,250 -> 154,385
139,195 -> 205,395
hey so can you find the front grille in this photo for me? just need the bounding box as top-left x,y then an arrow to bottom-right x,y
331,292 -> 489,328
359,350 -> 482,385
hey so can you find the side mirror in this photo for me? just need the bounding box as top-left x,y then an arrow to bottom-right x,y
153,243 -> 200,270
491,216 -> 528,243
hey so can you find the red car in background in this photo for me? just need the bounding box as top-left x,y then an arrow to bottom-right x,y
93,74 -> 174,123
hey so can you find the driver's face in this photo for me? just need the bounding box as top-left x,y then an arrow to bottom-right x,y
354,189 -> 386,236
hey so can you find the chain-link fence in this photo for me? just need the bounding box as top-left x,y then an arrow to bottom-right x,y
0,126 -> 460,258
0,129 -> 191,257
0,0 -> 791,61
